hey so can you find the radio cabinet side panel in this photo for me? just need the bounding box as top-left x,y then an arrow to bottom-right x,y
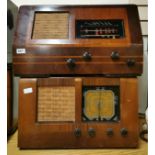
13,6 -> 32,47
18,78 -> 37,147
127,5 -> 143,44
120,78 -> 139,147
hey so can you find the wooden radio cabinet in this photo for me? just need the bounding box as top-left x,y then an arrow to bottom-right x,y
19,77 -> 138,148
13,5 -> 143,148
13,5 -> 143,76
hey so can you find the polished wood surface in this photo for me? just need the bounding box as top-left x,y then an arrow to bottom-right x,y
13,5 -> 143,76
8,130 -> 147,155
14,5 -> 142,149
18,77 -> 139,148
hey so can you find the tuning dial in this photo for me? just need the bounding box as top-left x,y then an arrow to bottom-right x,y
111,51 -> 120,60
126,59 -> 135,67
83,52 -> 92,61
74,128 -> 81,137
88,128 -> 96,137
120,128 -> 128,136
107,128 -> 114,136
66,58 -> 76,68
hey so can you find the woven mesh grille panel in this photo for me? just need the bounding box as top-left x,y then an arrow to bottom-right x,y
32,13 -> 69,39
38,86 -> 75,122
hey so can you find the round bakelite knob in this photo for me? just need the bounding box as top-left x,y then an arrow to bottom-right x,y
120,128 -> 128,136
107,128 -> 114,136
66,58 -> 76,68
88,128 -> 96,137
74,128 -> 81,137
126,59 -> 136,67
83,52 -> 92,61
111,51 -> 120,60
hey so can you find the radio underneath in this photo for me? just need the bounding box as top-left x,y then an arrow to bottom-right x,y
18,77 -> 139,148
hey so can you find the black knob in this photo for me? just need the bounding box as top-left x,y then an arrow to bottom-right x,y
120,128 -> 128,136
88,128 -> 96,137
83,52 -> 92,61
66,58 -> 76,68
107,128 -> 114,136
126,59 -> 135,67
111,51 -> 120,60
74,128 -> 81,137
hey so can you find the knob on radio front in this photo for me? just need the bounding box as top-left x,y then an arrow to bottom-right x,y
88,128 -> 96,137
74,128 -> 82,137
66,58 -> 76,69
126,59 -> 136,67
120,128 -> 128,136
107,128 -> 114,136
111,51 -> 120,60
83,52 -> 92,61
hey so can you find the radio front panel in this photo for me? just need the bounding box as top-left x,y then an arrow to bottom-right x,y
13,5 -> 143,76
18,77 -> 139,148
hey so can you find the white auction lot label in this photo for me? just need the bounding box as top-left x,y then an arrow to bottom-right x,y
23,88 -> 33,94
16,48 -> 26,54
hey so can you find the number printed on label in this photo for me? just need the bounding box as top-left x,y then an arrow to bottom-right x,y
23,88 -> 33,94
16,48 -> 26,54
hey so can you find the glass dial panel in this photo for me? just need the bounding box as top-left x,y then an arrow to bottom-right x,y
76,20 -> 125,39
82,86 -> 120,122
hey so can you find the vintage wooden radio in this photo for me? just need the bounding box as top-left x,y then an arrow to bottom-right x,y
13,5 -> 143,148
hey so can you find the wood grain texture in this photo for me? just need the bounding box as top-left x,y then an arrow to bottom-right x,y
7,130 -> 148,155
13,5 -> 143,76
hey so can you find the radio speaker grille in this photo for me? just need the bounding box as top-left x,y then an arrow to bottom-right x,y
37,86 -> 75,122
32,12 -> 69,39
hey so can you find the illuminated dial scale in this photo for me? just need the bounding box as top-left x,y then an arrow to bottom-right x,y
76,20 -> 124,39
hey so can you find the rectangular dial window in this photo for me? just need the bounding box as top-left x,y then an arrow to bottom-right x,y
76,20 -> 124,39
82,86 -> 120,122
